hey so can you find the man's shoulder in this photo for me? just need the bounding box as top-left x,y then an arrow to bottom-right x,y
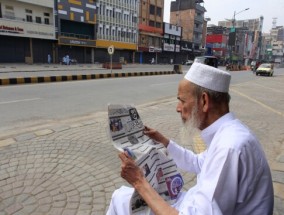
216,119 -> 258,148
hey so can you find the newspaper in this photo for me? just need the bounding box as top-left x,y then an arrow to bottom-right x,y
108,104 -> 183,214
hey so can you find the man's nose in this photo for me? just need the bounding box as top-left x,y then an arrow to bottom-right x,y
176,103 -> 181,113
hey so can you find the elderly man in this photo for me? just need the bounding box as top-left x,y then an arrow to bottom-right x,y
107,63 -> 274,215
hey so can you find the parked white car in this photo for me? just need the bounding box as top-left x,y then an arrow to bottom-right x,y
183,60 -> 194,65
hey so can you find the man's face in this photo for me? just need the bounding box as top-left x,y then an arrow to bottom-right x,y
177,80 -> 202,145
176,80 -> 199,124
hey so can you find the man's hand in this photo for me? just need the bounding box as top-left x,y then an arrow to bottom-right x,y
119,152 -> 144,188
144,126 -> 170,147
118,153 -> 178,215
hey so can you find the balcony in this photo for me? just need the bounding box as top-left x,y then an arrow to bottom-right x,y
194,15 -> 204,24
193,37 -> 202,44
194,27 -> 203,34
195,4 -> 206,13
97,15 -> 137,28
97,34 -> 137,43
60,32 -> 92,40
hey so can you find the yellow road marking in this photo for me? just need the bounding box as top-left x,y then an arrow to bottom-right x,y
231,88 -> 284,118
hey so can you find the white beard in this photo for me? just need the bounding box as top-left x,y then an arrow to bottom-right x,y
179,103 -> 201,147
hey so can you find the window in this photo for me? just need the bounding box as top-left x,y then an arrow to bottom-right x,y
36,17 -> 41,23
25,9 -> 32,14
44,12 -> 49,16
156,22 -> 161,28
149,5 -> 155,15
4,5 -> 14,19
26,15 -> 32,22
149,20 -> 155,27
44,18 -> 49,24
5,5 -> 14,10
156,7 -> 161,17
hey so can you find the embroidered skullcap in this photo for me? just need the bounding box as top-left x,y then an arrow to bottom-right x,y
184,62 -> 231,93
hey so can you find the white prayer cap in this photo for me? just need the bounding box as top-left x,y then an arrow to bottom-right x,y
184,63 -> 231,93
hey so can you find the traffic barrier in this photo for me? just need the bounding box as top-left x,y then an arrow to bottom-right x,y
0,71 -> 177,86
173,64 -> 183,74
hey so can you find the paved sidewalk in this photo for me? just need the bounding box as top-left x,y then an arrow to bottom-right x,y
0,63 -> 180,85
0,75 -> 283,214
0,63 -> 178,73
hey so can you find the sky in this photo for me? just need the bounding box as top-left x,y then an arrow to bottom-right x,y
164,0 -> 284,33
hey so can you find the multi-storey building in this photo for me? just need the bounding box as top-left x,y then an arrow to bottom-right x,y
96,0 -> 139,63
218,17 -> 263,32
136,0 -> 163,64
261,33 -> 272,61
206,26 -> 228,64
160,22 -> 182,64
194,1 -> 206,51
56,0 -> 97,63
170,0 -> 206,58
269,26 -> 284,63
218,16 -> 264,63
0,0 -> 56,63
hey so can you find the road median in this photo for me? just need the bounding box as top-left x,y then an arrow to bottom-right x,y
0,70 -> 176,85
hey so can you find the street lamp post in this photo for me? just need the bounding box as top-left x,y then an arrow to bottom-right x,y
229,8 -> 249,63
232,8 -> 249,28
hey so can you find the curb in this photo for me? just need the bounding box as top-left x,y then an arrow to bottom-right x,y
0,70 -> 178,85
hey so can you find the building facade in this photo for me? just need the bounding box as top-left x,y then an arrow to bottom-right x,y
136,0 -> 163,64
96,0 -> 139,63
206,26 -> 227,64
270,26 -> 284,63
1,0 -> 208,64
170,0 -> 205,57
56,0 -> 97,63
218,16 -> 264,63
0,0 -> 56,63
160,22 -> 182,64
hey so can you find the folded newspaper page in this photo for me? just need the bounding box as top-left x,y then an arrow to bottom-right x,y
108,104 -> 183,214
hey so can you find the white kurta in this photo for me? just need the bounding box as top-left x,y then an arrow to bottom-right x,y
107,113 -> 274,215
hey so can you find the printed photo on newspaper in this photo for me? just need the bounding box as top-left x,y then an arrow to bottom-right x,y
108,104 -> 184,214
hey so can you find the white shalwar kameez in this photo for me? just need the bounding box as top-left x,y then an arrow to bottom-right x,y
107,113 -> 274,215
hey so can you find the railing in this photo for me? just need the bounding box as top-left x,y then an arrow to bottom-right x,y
194,27 -> 203,34
60,32 -> 93,40
195,4 -> 206,12
98,0 -> 138,11
97,34 -> 137,43
194,15 -> 203,23
97,14 -> 137,28
193,38 -> 202,44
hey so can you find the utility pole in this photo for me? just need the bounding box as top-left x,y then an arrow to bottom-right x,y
229,8 -> 249,63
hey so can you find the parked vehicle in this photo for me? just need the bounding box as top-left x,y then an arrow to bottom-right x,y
194,56 -> 218,68
256,63 -> 274,76
182,60 -> 194,65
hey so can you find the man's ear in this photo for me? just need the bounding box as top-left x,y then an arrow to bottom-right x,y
201,92 -> 209,112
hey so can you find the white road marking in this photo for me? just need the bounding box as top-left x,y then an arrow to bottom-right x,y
0,98 -> 41,105
151,82 -> 177,86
